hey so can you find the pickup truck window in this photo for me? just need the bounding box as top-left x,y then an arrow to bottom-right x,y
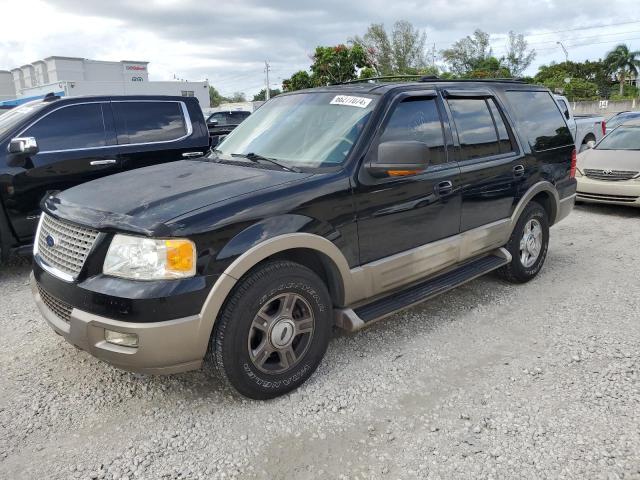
379,98 -> 446,165
217,92 -> 376,168
23,103 -> 107,152
505,91 -> 573,152
208,111 -> 250,126
447,98 -> 501,160
113,101 -> 187,144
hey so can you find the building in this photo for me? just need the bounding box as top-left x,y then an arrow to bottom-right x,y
0,57 -> 209,108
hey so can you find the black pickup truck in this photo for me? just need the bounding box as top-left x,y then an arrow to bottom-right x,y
0,94 -> 209,260
32,79 -> 576,399
206,110 -> 251,147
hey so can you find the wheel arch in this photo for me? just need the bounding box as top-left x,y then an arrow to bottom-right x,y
510,181 -> 560,231
195,233 -> 353,357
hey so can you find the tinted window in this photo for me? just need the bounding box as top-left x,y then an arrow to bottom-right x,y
113,102 -> 187,144
208,111 -> 250,126
448,98 -> 500,160
488,99 -> 515,154
379,98 -> 446,164
505,91 -> 573,151
24,103 -> 106,151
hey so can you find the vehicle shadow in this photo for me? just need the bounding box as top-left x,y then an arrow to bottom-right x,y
575,202 -> 640,218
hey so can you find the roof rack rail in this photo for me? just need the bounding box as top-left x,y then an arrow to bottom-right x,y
335,76 -> 530,86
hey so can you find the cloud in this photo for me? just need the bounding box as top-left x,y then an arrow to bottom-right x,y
1,0 -> 637,96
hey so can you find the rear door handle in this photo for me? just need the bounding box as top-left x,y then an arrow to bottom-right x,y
435,180 -> 453,196
90,159 -> 117,166
513,165 -> 525,177
182,151 -> 205,158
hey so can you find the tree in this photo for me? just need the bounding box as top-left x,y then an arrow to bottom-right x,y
441,29 -> 492,76
282,44 -> 371,91
604,44 -> 640,96
310,44 -> 371,85
535,60 -> 613,98
465,57 -> 511,79
504,31 -> 536,77
209,86 -> 228,107
282,70 -> 315,92
351,20 -> 428,75
252,88 -> 281,101
229,91 -> 247,103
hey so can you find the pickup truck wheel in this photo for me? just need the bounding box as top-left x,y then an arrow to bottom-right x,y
207,260 -> 332,399
498,201 -> 549,284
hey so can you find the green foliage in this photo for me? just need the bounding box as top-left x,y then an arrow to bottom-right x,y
604,44 -> 640,96
464,57 -> 512,79
351,20 -> 428,75
252,88 -> 282,101
542,78 -> 599,101
282,70 -> 315,92
282,44 -> 371,91
504,31 -> 537,77
440,30 -> 492,76
534,60 -> 614,99
609,84 -> 640,100
209,86 -> 227,107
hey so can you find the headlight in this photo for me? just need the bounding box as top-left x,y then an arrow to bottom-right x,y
103,234 -> 196,280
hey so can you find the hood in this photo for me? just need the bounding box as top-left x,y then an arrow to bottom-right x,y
578,149 -> 640,172
44,160 -> 313,235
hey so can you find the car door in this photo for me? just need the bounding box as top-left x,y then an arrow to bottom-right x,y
5,101 -> 119,240
112,99 -> 206,171
443,91 -> 523,231
354,91 -> 461,266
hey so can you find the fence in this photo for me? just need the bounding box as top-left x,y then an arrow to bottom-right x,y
572,99 -> 638,116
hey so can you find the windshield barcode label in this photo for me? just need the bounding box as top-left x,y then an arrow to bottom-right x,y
330,95 -> 372,108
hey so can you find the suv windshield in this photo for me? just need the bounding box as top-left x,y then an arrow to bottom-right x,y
0,101 -> 48,137
216,92 -> 377,169
597,125 -> 640,151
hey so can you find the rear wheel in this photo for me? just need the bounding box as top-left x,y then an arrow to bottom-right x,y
498,201 -> 549,283
207,260 -> 332,399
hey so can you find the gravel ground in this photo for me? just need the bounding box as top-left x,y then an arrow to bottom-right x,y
1,204 -> 640,480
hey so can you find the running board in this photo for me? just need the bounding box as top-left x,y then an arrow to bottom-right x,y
335,248 -> 511,332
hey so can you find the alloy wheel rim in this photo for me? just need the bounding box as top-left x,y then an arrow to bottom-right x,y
519,219 -> 543,268
248,292 -> 315,374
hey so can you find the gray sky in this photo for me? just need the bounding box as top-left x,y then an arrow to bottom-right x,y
1,0 -> 637,97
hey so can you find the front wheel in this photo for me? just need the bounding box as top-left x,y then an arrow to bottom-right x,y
207,260 -> 332,399
498,201 -> 549,284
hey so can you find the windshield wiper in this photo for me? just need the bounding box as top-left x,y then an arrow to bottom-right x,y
230,152 -> 301,173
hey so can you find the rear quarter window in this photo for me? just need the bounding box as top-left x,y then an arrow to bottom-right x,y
504,90 -> 573,151
113,101 -> 188,144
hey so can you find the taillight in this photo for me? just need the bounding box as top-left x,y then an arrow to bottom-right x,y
602,121 -> 606,136
570,148 -> 577,178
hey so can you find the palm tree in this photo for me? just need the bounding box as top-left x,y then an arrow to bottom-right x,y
604,44 -> 640,96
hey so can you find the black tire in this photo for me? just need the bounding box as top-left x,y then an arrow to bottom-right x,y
207,260 -> 332,400
498,201 -> 549,284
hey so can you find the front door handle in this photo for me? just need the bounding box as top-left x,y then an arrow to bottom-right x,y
513,164 -> 525,177
435,180 -> 453,196
90,159 -> 117,166
182,151 -> 205,158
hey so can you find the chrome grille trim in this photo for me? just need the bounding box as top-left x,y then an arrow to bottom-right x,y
584,169 -> 639,181
37,283 -> 73,323
35,214 -> 99,281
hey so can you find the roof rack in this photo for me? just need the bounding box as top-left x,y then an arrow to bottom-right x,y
43,92 -> 62,102
337,76 -> 528,85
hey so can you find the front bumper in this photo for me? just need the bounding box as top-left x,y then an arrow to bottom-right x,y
32,273 -> 209,374
576,175 -> 640,207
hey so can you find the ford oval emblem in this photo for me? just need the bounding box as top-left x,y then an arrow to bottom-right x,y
45,234 -> 56,248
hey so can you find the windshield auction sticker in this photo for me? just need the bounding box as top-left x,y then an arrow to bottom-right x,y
330,95 -> 372,108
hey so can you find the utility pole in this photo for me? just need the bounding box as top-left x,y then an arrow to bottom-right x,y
557,42 -> 569,63
264,61 -> 271,100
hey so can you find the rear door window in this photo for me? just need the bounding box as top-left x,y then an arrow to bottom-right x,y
24,103 -> 106,152
504,91 -> 573,151
379,97 -> 447,165
113,101 -> 187,144
447,98 -> 501,160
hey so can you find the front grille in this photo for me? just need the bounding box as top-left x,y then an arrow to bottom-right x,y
37,283 -> 73,323
36,214 -> 99,279
584,169 -> 639,181
577,191 -> 639,203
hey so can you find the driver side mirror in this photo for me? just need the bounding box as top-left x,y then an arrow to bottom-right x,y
208,119 -> 219,127
8,137 -> 39,155
366,141 -> 430,178
564,109 -> 570,120
586,140 -> 596,149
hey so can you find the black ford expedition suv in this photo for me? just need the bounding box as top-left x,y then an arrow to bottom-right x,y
31,79 -> 576,399
0,95 -> 209,260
